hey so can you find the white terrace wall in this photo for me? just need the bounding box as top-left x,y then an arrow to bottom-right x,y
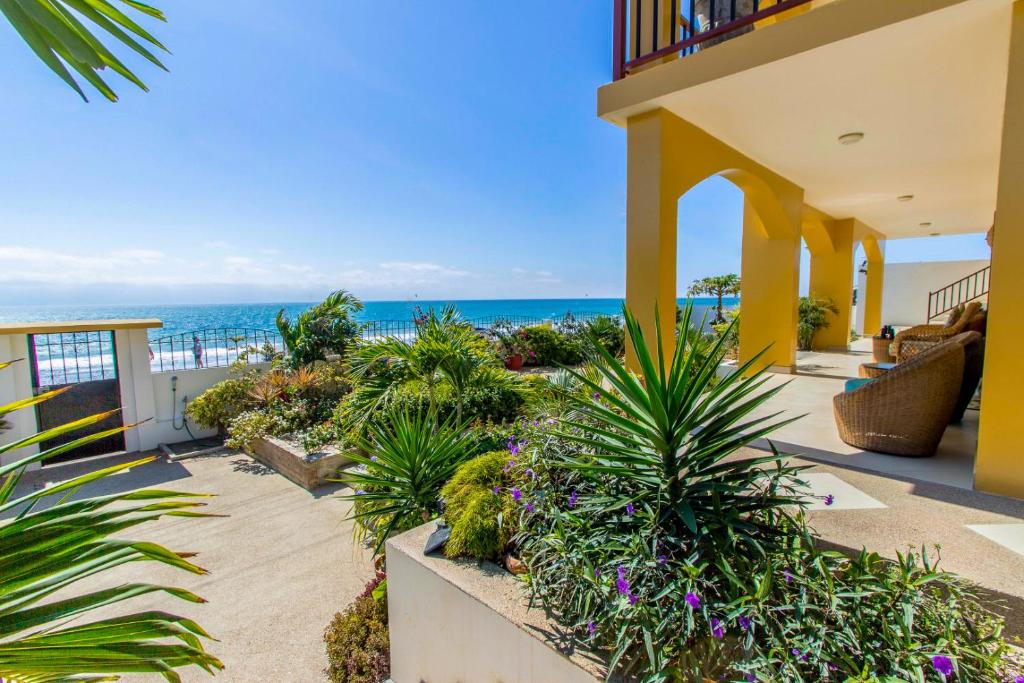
856,259 -> 989,333
0,321 -> 267,467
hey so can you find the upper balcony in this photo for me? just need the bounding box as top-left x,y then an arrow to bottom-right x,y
612,0 -> 828,81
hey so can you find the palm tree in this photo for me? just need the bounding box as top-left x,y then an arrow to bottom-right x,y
0,361 -> 222,680
2,0 -> 170,102
276,290 -> 364,369
687,273 -> 741,324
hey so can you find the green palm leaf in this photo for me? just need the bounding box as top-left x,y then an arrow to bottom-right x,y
0,366 -> 222,681
1,0 -> 169,101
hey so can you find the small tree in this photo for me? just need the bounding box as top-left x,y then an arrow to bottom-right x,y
687,274 -> 740,324
276,290 -> 364,368
797,296 -> 839,350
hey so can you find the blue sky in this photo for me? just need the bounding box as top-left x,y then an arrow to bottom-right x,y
0,1 -> 990,305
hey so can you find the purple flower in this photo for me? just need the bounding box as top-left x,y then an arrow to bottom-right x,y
790,648 -> 808,662
525,468 -> 536,480
504,459 -> 515,472
492,486 -> 501,495
1013,675 -> 1024,683
783,569 -> 794,584
356,490 -> 366,496
744,674 -> 756,683
739,616 -> 752,631
512,487 -> 522,502
684,592 -> 701,609
625,503 -> 635,516
824,494 -> 835,506
615,566 -> 630,595
593,392 -> 601,400
628,592 -> 639,605
369,455 -> 378,462
526,502 -> 535,512
509,443 -> 520,457
593,567 -> 601,579
711,618 -> 725,639
587,620 -> 597,635
931,655 -> 954,678
568,490 -> 578,509
547,418 -> 556,425
532,420 -> 540,427
656,555 -> 667,565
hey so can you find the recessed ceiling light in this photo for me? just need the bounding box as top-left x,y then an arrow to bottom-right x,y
919,222 -> 932,228
929,232 -> 940,237
838,132 -> 865,145
897,194 -> 914,202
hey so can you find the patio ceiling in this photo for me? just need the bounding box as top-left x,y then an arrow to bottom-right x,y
600,0 -> 1013,240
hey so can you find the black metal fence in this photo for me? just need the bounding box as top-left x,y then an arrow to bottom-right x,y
147,312 -> 621,373
29,330 -> 118,388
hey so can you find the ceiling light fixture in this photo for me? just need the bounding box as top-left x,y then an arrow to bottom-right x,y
897,194 -> 914,202
929,232 -> 940,237
919,222 -> 932,228
838,132 -> 865,145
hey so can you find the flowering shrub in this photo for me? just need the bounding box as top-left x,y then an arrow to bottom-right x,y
512,306 -> 1014,682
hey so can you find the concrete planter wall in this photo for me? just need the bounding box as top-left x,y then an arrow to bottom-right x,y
386,522 -> 612,683
250,435 -> 352,490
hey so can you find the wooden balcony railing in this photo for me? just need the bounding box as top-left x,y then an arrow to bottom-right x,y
613,0 -> 816,80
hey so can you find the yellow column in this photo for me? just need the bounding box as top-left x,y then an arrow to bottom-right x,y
739,201 -> 801,373
861,236 -> 885,337
625,112 -> 677,369
976,0 -> 1024,499
807,218 -> 855,350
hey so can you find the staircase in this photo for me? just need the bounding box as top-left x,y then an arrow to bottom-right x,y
927,265 -> 991,321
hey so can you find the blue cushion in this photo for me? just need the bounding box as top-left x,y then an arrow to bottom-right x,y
844,378 -> 874,393
873,362 -> 897,371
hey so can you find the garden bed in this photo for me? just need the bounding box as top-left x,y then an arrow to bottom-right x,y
386,521 -> 612,683
250,434 -> 353,490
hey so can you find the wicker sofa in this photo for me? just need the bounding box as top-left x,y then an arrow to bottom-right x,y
891,301 -> 982,361
834,335 -> 971,457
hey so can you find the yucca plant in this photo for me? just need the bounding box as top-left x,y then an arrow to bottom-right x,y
552,304 -> 806,552
2,0 -> 169,102
339,410 -> 476,555
0,361 -> 222,681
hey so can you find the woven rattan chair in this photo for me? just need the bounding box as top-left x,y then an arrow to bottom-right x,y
834,338 -> 965,457
892,301 -> 982,361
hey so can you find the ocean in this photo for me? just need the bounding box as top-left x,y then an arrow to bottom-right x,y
0,298 -> 738,341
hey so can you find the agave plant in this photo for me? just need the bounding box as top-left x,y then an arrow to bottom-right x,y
0,361 -> 222,681
2,0 -> 169,102
339,410 -> 476,555
553,303 -> 806,552
276,290 -> 364,369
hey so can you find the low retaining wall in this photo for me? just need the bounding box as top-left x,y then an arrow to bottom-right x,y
386,522 -> 609,683
250,435 -> 352,490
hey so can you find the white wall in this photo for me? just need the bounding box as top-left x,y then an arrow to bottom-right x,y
856,259 -> 989,333
882,259 -> 989,326
0,334 -> 39,466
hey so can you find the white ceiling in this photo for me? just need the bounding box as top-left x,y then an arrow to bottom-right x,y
654,0 -> 1013,240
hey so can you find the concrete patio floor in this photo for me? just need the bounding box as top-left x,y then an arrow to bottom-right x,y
14,450 -> 375,682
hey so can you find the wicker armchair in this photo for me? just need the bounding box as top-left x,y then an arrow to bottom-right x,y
834,338 -> 965,457
891,301 -> 982,361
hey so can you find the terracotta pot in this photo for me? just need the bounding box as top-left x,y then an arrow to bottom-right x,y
504,354 -> 524,371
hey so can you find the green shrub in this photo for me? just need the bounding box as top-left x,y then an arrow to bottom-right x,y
442,451 -> 520,560
513,304 -> 1015,682
798,296 -> 839,350
584,315 -> 625,358
324,575 -> 389,683
185,365 -> 261,430
277,290 -> 363,369
521,325 -> 584,366
223,408 -> 289,450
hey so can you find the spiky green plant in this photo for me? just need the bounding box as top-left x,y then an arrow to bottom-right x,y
0,360 -> 222,681
2,0 -> 169,102
339,410 -> 476,555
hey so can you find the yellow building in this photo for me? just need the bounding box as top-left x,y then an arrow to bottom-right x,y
600,0 -> 1023,498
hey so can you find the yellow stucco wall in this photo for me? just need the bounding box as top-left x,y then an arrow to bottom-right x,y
859,234 -> 885,338
976,0 -> 1024,499
804,213 -> 855,351
625,108 -> 803,373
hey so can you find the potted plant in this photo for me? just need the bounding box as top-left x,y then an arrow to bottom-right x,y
490,321 -> 529,370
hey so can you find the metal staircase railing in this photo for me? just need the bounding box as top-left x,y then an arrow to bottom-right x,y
927,265 -> 991,321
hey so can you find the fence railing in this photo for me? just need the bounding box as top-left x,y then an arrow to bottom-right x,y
927,266 -> 991,322
148,313 -> 621,373
29,330 -> 118,388
613,0 -> 815,80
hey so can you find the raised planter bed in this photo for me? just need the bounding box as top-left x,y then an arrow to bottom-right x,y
250,435 -> 353,490
386,521 -> 612,683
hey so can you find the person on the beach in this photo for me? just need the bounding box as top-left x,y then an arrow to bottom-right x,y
192,334 -> 204,368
